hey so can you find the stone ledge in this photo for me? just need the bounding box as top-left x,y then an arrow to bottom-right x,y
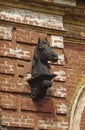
64,37 -> 85,45
0,20 -> 66,36
0,1 -> 65,16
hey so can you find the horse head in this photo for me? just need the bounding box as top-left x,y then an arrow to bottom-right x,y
37,37 -> 58,63
29,37 -> 58,100
31,37 -> 58,77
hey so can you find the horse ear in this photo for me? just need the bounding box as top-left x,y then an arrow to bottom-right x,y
45,37 -> 48,42
38,37 -> 41,45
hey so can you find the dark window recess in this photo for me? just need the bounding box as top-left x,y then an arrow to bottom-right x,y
77,0 -> 85,3
2,127 -> 34,130
19,0 -> 32,2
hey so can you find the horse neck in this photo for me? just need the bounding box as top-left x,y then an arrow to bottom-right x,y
32,47 -> 50,76
36,58 -> 50,75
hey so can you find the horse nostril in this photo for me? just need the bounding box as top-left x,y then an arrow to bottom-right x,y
52,53 -> 58,62
52,53 -> 58,58
54,53 -> 58,57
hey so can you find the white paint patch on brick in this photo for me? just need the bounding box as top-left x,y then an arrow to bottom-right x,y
38,118 -> 56,129
51,36 -> 64,49
25,73 -> 32,80
54,87 -> 67,97
5,47 -> 31,59
38,118 -> 68,129
1,112 -> 35,128
0,26 -> 12,40
58,54 -> 65,65
53,70 -> 66,81
53,0 -> 76,6
0,8 -> 63,30
5,61 -> 14,71
57,120 -> 68,129
56,103 -> 67,114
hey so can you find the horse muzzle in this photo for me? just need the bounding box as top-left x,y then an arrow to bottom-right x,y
51,53 -> 58,62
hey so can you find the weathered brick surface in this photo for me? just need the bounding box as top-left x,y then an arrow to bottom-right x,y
47,82 -> 67,98
0,74 -> 30,93
80,111 -> 85,130
20,97 -> 54,113
0,92 -> 19,110
53,98 -> 67,115
1,111 -> 36,129
0,2 -> 85,130
1,110 -> 68,130
0,74 -> 17,92
64,43 -> 85,105
37,113 -> 68,129
16,29 -> 48,44
0,7 -> 63,30
0,19 -> 67,130
0,25 -> 67,130
64,24 -> 85,40
0,57 -> 17,75
0,26 -> 12,40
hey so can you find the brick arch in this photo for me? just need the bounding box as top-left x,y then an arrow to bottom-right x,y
69,83 -> 85,130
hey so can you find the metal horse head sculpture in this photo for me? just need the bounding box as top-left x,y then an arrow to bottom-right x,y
28,38 -> 58,100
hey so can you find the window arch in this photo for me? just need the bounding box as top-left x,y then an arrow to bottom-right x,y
69,82 -> 85,130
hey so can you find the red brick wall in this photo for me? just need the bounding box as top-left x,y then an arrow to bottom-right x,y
64,43 -> 85,105
1,26 -> 85,130
80,111 -> 85,130
0,25 -> 68,130
0,1 -> 85,130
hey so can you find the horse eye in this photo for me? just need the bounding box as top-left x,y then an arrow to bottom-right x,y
44,44 -> 48,47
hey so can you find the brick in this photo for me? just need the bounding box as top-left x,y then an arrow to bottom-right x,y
0,93 -> 19,109
17,60 -> 32,77
17,76 -> 31,93
37,114 -> 57,129
52,98 -> 67,115
0,41 -> 32,60
53,70 -> 66,82
1,111 -> 36,128
0,40 -> 11,48
80,111 -> 85,129
64,43 -> 85,104
37,113 -> 68,129
64,24 -> 85,40
57,120 -> 68,130
20,96 -> 54,113
31,32 -> 47,44
16,29 -> 32,43
0,58 -> 17,75
48,82 -> 67,98
51,35 -> 64,49
0,26 -> 12,40
0,6 -> 85,130
49,48 -> 65,66
16,43 -> 32,60
0,74 -> 17,92
58,54 -> 65,65
16,28 -> 51,45
0,74 -> 30,93
0,41 -> 13,57
6,45 -> 32,60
